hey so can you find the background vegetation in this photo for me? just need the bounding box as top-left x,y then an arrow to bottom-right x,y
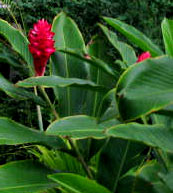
0,0 -> 173,167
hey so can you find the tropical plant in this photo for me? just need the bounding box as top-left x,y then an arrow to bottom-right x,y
1,9 -> 173,193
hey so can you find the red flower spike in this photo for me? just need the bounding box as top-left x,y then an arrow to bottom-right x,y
137,51 -> 151,63
28,19 -> 56,76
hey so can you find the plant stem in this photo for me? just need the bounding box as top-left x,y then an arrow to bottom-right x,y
68,138 -> 94,179
40,86 -> 60,120
34,86 -> 44,131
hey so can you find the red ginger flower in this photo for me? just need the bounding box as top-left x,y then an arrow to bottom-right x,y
137,51 -> 151,63
28,19 -> 56,76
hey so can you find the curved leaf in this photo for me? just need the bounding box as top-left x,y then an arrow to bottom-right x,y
161,18 -> 173,57
99,24 -> 137,66
51,12 -> 87,116
116,56 -> 173,120
46,115 -> 107,139
97,138 -> 145,191
118,161 -> 171,193
48,173 -> 111,193
103,17 -> 163,56
16,75 -> 105,91
0,19 -> 33,72
97,88 -> 118,121
107,122 -> 173,152
0,117 -> 65,148
0,73 -> 45,106
159,171 -> 173,191
58,48 -> 119,78
0,160 -> 57,193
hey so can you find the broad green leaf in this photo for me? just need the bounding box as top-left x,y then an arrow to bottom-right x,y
0,160 -> 57,193
151,105 -> 173,128
161,18 -> 173,57
51,12 -> 87,116
48,173 -> 111,193
97,88 -> 118,121
0,117 -> 65,148
58,48 -> 119,78
159,171 -> 173,191
86,35 -> 118,117
103,17 -> 163,56
46,115 -> 107,139
99,24 -> 137,66
16,75 -> 104,91
0,19 -> 33,72
116,56 -> 173,120
107,122 -> 173,153
97,138 -> 145,191
0,73 -> 45,106
118,161 -> 171,193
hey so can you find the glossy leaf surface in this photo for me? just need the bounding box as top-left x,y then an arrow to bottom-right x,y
99,24 -> 137,66
48,173 -> 111,193
0,117 -> 65,148
47,115 -> 107,139
0,160 -> 57,193
103,17 -> 163,56
51,12 -> 87,116
0,19 -> 33,72
0,74 -> 45,106
116,56 -> 173,120
161,18 -> 173,56
17,75 -> 104,91
107,122 -> 173,152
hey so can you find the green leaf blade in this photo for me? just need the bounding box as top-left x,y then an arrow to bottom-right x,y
51,12 -> 88,116
161,18 -> 173,57
0,19 -> 33,72
48,173 -> 111,193
103,17 -> 163,56
0,73 -> 45,106
99,24 -> 137,66
16,75 -> 104,91
0,117 -> 65,148
107,123 -> 173,152
46,115 -> 106,139
0,160 -> 57,193
117,56 -> 173,120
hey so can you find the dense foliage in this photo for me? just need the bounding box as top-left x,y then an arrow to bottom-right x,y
1,1 -> 173,193
1,0 -> 173,43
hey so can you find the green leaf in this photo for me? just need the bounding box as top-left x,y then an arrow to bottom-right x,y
16,75 -> 104,91
116,56 -> 173,120
58,48 -> 119,78
85,35 -> 118,117
0,117 -> 65,148
103,17 -> 163,56
97,138 -> 145,191
31,145 -> 86,176
118,161 -> 171,193
0,73 -> 45,106
0,160 -> 57,193
159,171 -> 173,191
161,18 -> 173,57
97,88 -> 119,121
99,24 -> 137,66
107,122 -> 173,153
0,19 -> 33,73
48,173 -> 111,193
51,12 -> 87,116
46,115 -> 107,139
